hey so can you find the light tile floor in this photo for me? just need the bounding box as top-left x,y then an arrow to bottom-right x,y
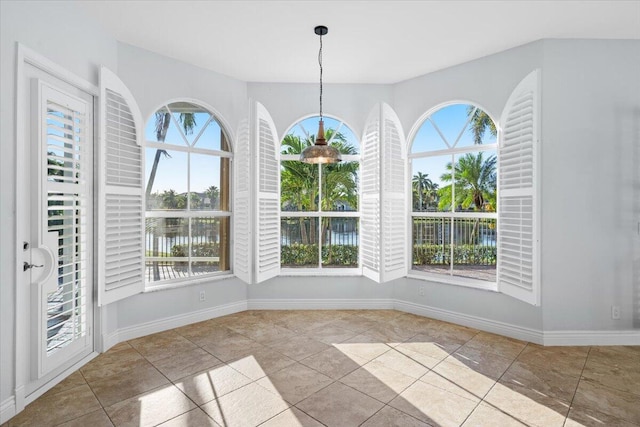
4,310 -> 640,427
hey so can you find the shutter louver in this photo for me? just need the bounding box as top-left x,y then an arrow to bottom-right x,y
361,104 -> 381,282
233,117 -> 252,284
498,70 -> 540,306
255,102 -> 280,283
98,67 -> 144,305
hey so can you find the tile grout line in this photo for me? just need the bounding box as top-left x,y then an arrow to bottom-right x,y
457,340 -> 531,426
562,345 -> 592,427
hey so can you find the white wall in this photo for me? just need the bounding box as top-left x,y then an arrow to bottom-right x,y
0,0 -> 117,405
248,82 -> 393,139
540,39 -> 640,331
249,276 -> 394,305
117,43 -> 248,138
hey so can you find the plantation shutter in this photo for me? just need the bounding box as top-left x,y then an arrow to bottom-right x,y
254,102 -> 280,283
97,66 -> 145,305
380,103 -> 407,282
233,115 -> 252,284
361,104 -> 382,282
498,70 -> 541,306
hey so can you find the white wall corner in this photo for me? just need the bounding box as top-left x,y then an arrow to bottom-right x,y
543,330 -> 640,346
114,301 -> 248,343
1,395 -> 16,424
247,299 -> 395,310
393,300 -> 545,345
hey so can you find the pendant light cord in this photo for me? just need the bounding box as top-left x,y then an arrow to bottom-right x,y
318,32 -> 323,120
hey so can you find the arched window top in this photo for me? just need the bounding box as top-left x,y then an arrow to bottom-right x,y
411,103 -> 497,154
144,101 -> 231,153
281,115 -> 359,155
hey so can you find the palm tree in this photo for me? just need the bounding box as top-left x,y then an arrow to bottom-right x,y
161,189 -> 180,209
145,111 -> 196,198
280,129 -> 358,252
438,152 -> 496,211
412,172 -> 437,211
205,185 -> 219,209
438,152 -> 496,244
467,105 -> 497,144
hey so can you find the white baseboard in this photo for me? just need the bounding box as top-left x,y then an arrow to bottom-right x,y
394,300 -> 545,345
1,396 -> 16,424
247,298 -> 394,310
543,330 -> 640,346
100,297 -> 640,354
113,301 -> 248,343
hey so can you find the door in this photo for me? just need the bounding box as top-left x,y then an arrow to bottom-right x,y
23,64 -> 94,385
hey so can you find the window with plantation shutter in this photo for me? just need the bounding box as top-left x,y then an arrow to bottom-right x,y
233,117 -> 252,284
498,70 -> 540,305
361,103 -> 407,283
98,67 -> 144,305
381,104 -> 407,281
255,102 -> 280,283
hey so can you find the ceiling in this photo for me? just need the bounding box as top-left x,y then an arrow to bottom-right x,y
77,0 -> 640,84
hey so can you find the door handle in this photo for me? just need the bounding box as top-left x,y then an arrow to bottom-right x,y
24,262 -> 44,271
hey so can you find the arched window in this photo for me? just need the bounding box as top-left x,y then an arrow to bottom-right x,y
279,116 -> 360,271
409,103 -> 497,285
144,101 -> 232,286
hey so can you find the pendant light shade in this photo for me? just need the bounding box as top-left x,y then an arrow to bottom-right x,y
300,26 -> 342,164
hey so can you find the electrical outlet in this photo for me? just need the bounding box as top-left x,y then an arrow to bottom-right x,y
611,305 -> 621,320
199,290 -> 206,302
418,285 -> 425,296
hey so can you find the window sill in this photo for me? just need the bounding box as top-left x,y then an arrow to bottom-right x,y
280,267 -> 362,277
144,272 -> 236,293
407,271 -> 498,292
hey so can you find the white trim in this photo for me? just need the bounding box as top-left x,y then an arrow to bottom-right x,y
248,299 -> 394,310
113,301 -> 247,343
543,330 -> 640,346
278,269 -> 363,276
0,396 -> 16,424
393,300 -> 544,344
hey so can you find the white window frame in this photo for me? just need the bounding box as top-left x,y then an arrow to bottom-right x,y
407,101 -> 498,291
279,115 -> 362,276
143,99 -> 234,290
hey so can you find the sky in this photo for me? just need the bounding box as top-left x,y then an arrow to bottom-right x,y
143,103 -> 495,194
410,103 -> 497,188
144,108 -> 225,194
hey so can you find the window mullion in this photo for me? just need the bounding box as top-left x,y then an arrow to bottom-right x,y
318,164 -> 323,268
450,153 -> 455,276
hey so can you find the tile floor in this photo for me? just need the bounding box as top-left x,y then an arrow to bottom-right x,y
4,310 -> 640,427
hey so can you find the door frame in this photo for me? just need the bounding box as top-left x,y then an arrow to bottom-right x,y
14,43 -> 104,412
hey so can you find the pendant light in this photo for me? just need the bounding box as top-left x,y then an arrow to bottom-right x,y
300,25 -> 342,164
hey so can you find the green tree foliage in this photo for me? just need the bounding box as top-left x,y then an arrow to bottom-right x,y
205,185 -> 219,209
437,152 -> 496,212
412,171 -> 438,211
467,105 -> 497,144
280,129 -> 358,246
